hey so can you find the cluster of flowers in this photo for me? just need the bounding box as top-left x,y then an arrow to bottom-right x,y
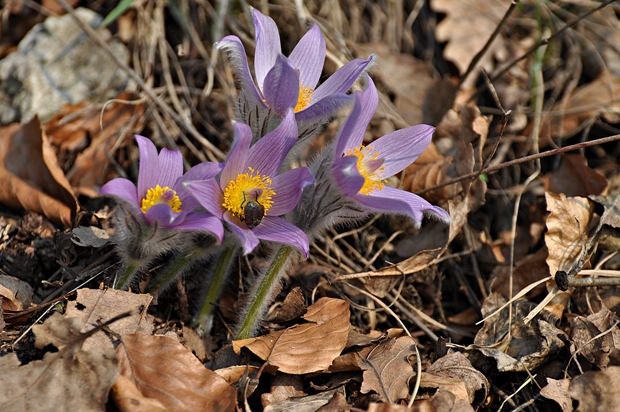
100,9 -> 450,336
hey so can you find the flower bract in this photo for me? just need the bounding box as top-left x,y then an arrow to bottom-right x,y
187,110 -> 315,256
332,76 -> 450,226
100,135 -> 224,241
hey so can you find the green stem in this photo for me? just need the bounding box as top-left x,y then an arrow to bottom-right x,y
235,245 -> 294,340
145,247 -> 201,293
194,245 -> 237,336
116,260 -> 141,289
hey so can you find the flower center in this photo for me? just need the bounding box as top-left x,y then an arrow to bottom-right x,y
141,185 -> 182,214
222,167 -> 275,218
343,145 -> 386,195
294,85 -> 314,113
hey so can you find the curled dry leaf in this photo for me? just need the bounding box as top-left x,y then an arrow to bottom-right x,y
569,367 -> 620,412
489,247 -> 549,299
541,74 -> 620,140
0,117 -> 78,226
111,375 -> 170,412
419,372 -> 475,412
540,378 -> 572,412
233,297 -> 350,374
115,334 -> 236,412
545,192 -> 595,276
65,288 -> 155,352
0,274 -> 34,311
402,141 -> 455,205
261,374 -> 305,409
568,307 -> 620,369
542,154 -> 608,197
358,335 -> 418,403
44,92 -> 145,195
473,293 -> 567,372
425,351 -> 489,407
432,0 -> 511,86
0,313 -> 118,411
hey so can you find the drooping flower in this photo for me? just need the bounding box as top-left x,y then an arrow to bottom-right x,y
331,76 -> 450,226
216,9 -> 373,139
100,135 -> 224,241
187,110 -> 315,256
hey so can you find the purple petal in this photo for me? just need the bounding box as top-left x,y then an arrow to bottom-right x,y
174,162 -> 223,212
136,135 -> 160,200
174,213 -> 224,242
186,180 -> 226,218
144,203 -> 184,227
246,109 -> 297,177
369,124 -> 434,177
269,167 -> 315,215
224,212 -> 260,254
253,216 -> 310,258
253,9 -> 282,91
295,93 -> 353,123
334,92 -> 363,155
288,24 -> 325,88
157,148 -> 184,188
100,178 -> 139,206
353,186 -> 448,227
221,122 -> 252,188
216,35 -> 265,105
313,55 -> 374,101
344,75 -> 378,149
332,156 -> 365,197
263,55 -> 300,116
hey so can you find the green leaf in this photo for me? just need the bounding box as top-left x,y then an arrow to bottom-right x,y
100,0 -> 134,28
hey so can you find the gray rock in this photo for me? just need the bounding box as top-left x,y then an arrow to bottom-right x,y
0,8 -> 135,125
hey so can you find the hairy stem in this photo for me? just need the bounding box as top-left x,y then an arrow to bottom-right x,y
235,245 -> 294,340
195,245 -> 238,337
145,248 -> 201,293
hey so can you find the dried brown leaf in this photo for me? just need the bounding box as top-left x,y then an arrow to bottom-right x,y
358,335 -> 417,403
264,286 -> 307,323
542,74 -> 620,140
116,334 -> 236,412
402,141 -> 455,204
44,93 -> 145,194
234,297 -> 350,374
545,193 -> 594,275
419,372 -> 475,412
489,247 -> 549,298
111,375 -> 170,412
354,42 -> 457,126
0,117 -> 78,226
425,351 -> 489,406
0,274 -> 34,311
65,288 -> 155,352
569,307 -> 620,369
0,313 -> 118,411
432,0 -> 510,84
569,367 -> 620,411
540,378 -> 572,412
542,154 -> 608,197
473,293 -> 567,372
261,374 -> 305,409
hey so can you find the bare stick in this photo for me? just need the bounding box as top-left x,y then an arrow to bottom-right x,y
416,133 -> 620,195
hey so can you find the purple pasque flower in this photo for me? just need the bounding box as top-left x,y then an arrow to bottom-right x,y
187,110 -> 315,256
332,76 -> 450,227
100,135 -> 224,241
216,9 -> 373,135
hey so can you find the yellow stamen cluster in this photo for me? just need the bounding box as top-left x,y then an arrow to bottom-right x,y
141,185 -> 182,214
344,145 -> 386,195
294,85 -> 314,113
222,167 -> 275,218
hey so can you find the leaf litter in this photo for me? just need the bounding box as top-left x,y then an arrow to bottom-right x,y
3,1 -> 620,411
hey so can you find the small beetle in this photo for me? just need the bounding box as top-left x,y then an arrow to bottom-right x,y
241,192 -> 265,229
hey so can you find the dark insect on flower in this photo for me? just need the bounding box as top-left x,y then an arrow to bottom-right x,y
241,193 -> 265,229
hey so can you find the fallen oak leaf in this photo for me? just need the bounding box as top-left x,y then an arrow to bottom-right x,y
233,297 -> 350,374
115,334 -> 236,412
0,117 -> 78,226
0,312 -> 121,411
